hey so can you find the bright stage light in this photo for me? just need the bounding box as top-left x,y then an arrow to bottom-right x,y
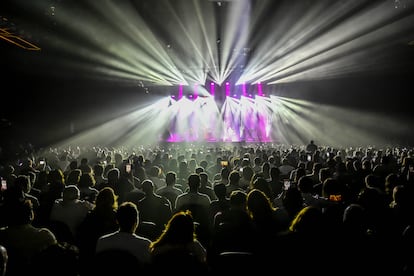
178,84 -> 183,100
238,0 -> 414,84
210,82 -> 215,96
11,0 -> 413,149
225,82 -> 230,97
242,82 -> 247,97
8,0 -> 413,88
257,82 -> 263,97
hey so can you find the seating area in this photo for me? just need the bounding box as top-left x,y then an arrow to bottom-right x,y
0,142 -> 413,275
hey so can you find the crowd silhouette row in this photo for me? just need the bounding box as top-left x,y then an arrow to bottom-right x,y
0,141 -> 413,275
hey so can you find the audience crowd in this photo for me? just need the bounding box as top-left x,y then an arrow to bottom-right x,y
0,141 -> 413,275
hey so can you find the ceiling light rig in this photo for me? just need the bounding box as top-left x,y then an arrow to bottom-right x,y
393,0 -> 407,9
0,16 -> 41,50
0,28 -> 41,50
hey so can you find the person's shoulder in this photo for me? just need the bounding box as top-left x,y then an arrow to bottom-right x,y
98,231 -> 117,241
79,199 -> 94,209
132,233 -> 152,244
158,195 -> 171,204
202,185 -> 214,191
174,193 -> 186,202
155,186 -> 166,192
37,227 -> 58,242
173,186 -> 184,193
199,192 -> 211,199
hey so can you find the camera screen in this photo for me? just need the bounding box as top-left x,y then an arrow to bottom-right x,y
221,161 -> 228,167
283,179 -> 290,190
1,179 -> 7,191
329,194 -> 342,202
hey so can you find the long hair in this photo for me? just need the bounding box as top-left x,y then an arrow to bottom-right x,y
149,210 -> 196,250
289,206 -> 324,234
246,189 -> 275,220
95,187 -> 118,212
